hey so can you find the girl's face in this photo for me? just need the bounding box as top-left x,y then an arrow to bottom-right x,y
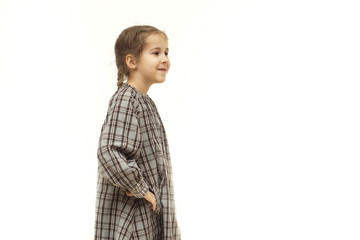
135,34 -> 170,85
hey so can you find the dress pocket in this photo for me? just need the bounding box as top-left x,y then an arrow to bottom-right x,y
149,175 -> 166,214
149,188 -> 161,214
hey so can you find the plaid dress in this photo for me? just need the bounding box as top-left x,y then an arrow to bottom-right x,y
95,83 -> 181,240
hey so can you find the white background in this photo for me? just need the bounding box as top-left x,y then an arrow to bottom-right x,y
0,0 -> 359,239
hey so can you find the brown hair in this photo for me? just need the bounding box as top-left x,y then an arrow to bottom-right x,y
114,25 -> 168,89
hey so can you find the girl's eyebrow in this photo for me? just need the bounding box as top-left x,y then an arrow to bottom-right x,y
150,47 -> 169,51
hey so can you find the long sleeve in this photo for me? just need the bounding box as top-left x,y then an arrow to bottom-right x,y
97,92 -> 149,198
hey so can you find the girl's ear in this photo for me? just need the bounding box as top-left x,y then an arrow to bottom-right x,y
125,54 -> 137,70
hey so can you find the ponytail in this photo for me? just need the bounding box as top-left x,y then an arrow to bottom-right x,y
117,69 -> 126,89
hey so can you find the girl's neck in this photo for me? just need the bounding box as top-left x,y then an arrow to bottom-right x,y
126,79 -> 152,95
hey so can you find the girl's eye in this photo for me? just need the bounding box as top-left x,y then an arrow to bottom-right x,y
152,52 -> 169,57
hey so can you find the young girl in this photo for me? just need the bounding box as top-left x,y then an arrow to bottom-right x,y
94,25 -> 181,240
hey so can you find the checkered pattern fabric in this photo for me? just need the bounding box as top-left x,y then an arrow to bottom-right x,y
94,83 -> 181,240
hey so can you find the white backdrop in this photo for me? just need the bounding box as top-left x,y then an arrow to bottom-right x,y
0,0 -> 359,239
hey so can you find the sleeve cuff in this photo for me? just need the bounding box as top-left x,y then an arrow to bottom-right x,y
129,178 -> 149,198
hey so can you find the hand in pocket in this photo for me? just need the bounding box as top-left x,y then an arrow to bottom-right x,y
126,190 -> 156,212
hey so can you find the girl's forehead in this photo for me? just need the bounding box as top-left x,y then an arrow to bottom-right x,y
144,34 -> 168,49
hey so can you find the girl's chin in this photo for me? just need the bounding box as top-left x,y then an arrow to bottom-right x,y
153,78 -> 166,84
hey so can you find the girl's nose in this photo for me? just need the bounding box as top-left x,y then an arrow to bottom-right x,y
161,54 -> 168,63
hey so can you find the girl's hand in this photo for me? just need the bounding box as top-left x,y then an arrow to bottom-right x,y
126,190 -> 156,212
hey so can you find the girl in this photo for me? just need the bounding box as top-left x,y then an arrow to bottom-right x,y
94,25 -> 181,240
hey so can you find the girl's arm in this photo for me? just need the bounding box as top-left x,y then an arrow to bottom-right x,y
97,93 -> 149,198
